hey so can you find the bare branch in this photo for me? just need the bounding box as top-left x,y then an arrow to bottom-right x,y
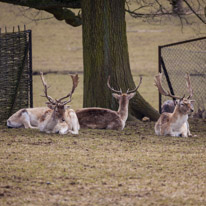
183,0 -> 206,24
126,0 -> 206,26
0,0 -> 82,27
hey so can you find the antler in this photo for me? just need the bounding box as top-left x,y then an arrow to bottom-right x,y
154,73 -> 182,99
185,73 -> 193,99
57,74 -> 79,105
40,72 -> 56,105
107,76 -> 122,94
126,76 -> 142,94
107,76 -> 142,94
40,72 -> 79,106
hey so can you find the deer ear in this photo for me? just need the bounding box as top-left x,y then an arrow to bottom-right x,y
127,92 -> 136,100
112,93 -> 121,100
46,103 -> 55,109
64,105 -> 70,109
175,99 -> 181,105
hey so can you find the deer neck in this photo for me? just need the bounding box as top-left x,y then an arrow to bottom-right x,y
117,97 -> 129,122
171,106 -> 188,124
47,110 -> 59,128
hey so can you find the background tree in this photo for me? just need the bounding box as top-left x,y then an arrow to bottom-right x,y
81,0 -> 159,120
0,0 -> 205,121
171,0 -> 184,15
126,0 -> 206,25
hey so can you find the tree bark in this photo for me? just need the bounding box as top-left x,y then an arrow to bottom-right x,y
81,0 -> 159,121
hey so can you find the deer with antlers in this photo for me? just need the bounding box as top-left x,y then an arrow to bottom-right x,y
154,73 -> 195,137
7,73 -> 80,135
76,76 -> 142,130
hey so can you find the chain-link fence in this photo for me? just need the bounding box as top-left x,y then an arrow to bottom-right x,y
158,37 -> 206,118
0,29 -> 33,124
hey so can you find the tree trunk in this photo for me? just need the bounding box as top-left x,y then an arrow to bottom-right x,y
81,0 -> 159,121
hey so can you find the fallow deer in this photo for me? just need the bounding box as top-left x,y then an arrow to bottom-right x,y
76,76 -> 142,130
7,73 -> 80,135
154,73 -> 195,137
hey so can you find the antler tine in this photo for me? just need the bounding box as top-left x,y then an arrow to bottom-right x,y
126,76 -> 143,94
107,76 -> 122,94
185,73 -> 193,99
154,73 -> 181,99
40,72 -> 55,104
57,74 -> 79,105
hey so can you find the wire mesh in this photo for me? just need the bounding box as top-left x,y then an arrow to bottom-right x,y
0,30 -> 32,124
159,37 -> 206,118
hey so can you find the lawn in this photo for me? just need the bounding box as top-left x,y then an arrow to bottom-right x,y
0,2 -> 206,206
0,119 -> 206,206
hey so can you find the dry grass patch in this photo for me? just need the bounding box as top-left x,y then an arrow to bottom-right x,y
0,120 -> 206,206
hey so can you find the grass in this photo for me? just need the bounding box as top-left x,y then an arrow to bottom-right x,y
0,2 -> 206,206
0,120 -> 206,206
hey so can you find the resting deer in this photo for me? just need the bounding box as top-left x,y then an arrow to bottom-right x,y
76,76 -> 142,130
7,73 -> 80,135
154,73 -> 195,137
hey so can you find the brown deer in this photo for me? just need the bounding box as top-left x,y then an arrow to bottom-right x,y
154,73 -> 195,137
7,73 -> 80,135
76,76 -> 142,130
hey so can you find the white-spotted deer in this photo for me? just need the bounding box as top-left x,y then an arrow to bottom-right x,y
76,76 -> 142,130
7,73 -> 80,135
154,73 -> 195,137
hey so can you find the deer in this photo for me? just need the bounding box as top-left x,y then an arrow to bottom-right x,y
7,72 -> 80,135
160,74 -> 195,116
154,73 -> 195,137
76,76 -> 142,130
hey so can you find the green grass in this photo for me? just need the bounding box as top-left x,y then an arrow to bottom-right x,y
0,2 -> 206,206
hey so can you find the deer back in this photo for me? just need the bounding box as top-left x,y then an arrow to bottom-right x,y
76,107 -> 123,130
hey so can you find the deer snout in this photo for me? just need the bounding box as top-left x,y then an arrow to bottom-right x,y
190,104 -> 194,113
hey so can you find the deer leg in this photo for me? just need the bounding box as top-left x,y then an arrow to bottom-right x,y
186,121 -> 192,137
20,112 -> 38,129
70,113 -> 80,134
64,111 -> 79,135
179,122 -> 189,137
58,124 -> 69,135
160,124 -> 167,136
106,119 -> 123,131
161,124 -> 175,136
154,122 -> 161,136
66,124 -> 79,135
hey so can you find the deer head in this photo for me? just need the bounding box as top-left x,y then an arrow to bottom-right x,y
107,76 -> 142,120
40,72 -> 79,118
107,76 -> 142,101
154,73 -> 195,114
